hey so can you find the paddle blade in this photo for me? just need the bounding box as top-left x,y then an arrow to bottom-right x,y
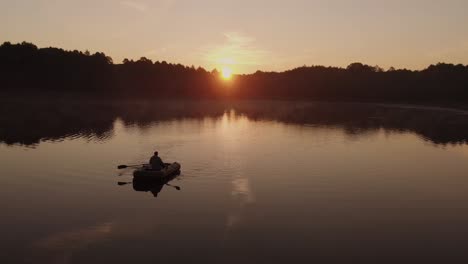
117,165 -> 128,169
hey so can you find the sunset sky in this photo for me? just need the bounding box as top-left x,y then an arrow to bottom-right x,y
1,0 -> 468,73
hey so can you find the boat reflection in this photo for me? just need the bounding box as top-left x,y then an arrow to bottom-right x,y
118,172 -> 181,198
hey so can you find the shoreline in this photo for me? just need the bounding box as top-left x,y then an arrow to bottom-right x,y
1,94 -> 467,114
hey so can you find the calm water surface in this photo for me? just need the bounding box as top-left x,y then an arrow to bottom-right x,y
1,102 -> 468,263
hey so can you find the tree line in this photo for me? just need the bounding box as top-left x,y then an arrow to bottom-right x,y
1,41 -> 468,103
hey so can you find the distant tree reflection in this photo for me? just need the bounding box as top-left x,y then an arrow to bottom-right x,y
1,101 -> 467,147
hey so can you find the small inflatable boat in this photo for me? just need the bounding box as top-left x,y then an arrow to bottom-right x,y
133,162 -> 181,179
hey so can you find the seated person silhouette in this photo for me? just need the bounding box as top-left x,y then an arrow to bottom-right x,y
149,151 -> 165,171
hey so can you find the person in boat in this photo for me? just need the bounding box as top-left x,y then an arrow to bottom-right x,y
149,151 -> 166,171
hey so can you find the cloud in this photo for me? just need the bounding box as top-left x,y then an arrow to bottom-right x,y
145,47 -> 168,56
226,167 -> 256,229
120,1 -> 148,12
31,222 -> 114,264
199,32 -> 270,71
28,218 -> 163,264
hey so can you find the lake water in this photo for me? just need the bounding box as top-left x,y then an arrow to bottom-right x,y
1,101 -> 468,263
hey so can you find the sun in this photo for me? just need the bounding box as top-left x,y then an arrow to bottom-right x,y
221,67 -> 233,80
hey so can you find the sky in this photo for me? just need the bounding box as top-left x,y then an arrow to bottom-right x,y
1,0 -> 468,73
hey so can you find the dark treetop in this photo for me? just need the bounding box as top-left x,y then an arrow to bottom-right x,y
1,41 -> 468,103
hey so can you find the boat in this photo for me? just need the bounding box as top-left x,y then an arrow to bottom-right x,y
133,162 -> 181,179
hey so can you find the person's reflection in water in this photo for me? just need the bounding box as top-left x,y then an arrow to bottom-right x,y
133,179 -> 166,198
149,184 -> 164,197
118,173 -> 181,198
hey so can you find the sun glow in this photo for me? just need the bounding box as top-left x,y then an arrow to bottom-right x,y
221,67 -> 233,80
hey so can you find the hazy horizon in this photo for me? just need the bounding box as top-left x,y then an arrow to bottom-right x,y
2,0 -> 468,74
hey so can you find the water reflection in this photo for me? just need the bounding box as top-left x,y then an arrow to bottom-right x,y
1,101 -> 468,146
32,222 -> 114,264
118,173 -> 182,198
2,101 -> 468,263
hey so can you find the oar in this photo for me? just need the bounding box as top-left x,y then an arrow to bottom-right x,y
165,183 -> 181,191
117,164 -> 148,169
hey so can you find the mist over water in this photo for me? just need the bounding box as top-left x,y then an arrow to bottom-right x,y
1,101 -> 468,263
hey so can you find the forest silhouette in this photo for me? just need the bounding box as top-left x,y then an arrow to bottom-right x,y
1,41 -> 468,103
